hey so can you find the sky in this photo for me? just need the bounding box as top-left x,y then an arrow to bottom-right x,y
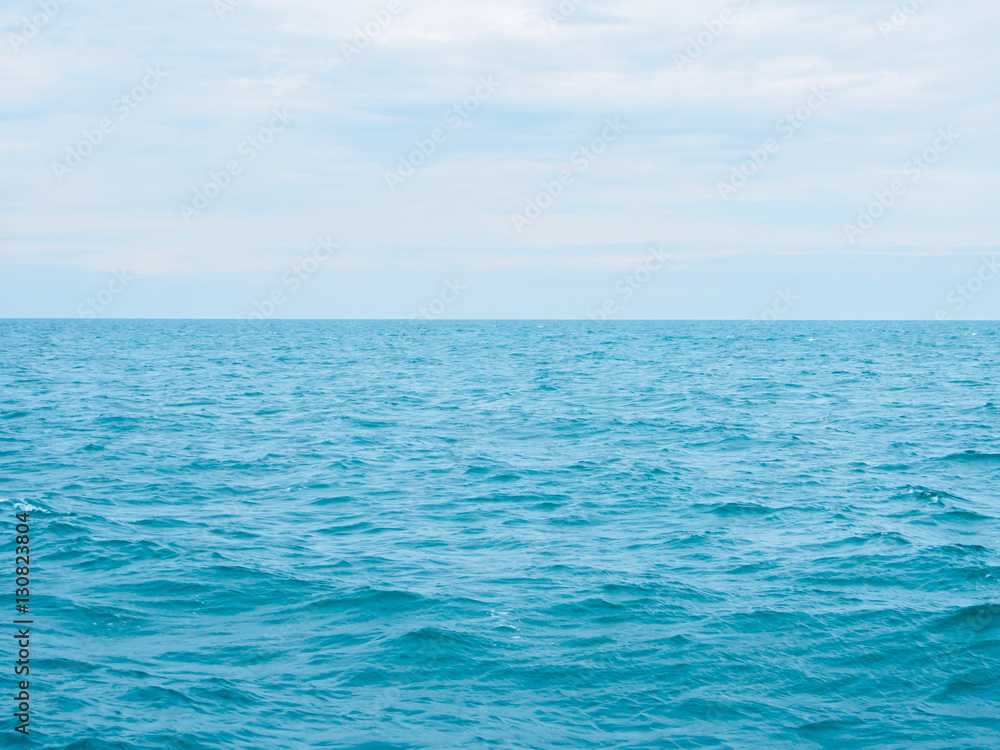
1,0 -> 999,319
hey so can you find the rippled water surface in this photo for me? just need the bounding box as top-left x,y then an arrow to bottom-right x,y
2,320 -> 999,749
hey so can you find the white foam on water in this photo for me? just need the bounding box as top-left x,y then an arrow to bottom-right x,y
0,498 -> 47,513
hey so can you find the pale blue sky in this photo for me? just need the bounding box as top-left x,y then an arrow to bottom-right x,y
2,0 -> 999,318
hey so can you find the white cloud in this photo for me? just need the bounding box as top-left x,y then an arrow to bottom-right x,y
1,0 -> 998,316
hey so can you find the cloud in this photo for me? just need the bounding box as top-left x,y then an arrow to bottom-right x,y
1,0 -> 998,317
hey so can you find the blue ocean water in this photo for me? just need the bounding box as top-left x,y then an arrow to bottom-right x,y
1,320 -> 999,749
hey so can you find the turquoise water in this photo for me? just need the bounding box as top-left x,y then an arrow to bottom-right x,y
2,320 -> 999,749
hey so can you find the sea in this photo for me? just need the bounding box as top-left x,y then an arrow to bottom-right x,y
1,320 -> 998,749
